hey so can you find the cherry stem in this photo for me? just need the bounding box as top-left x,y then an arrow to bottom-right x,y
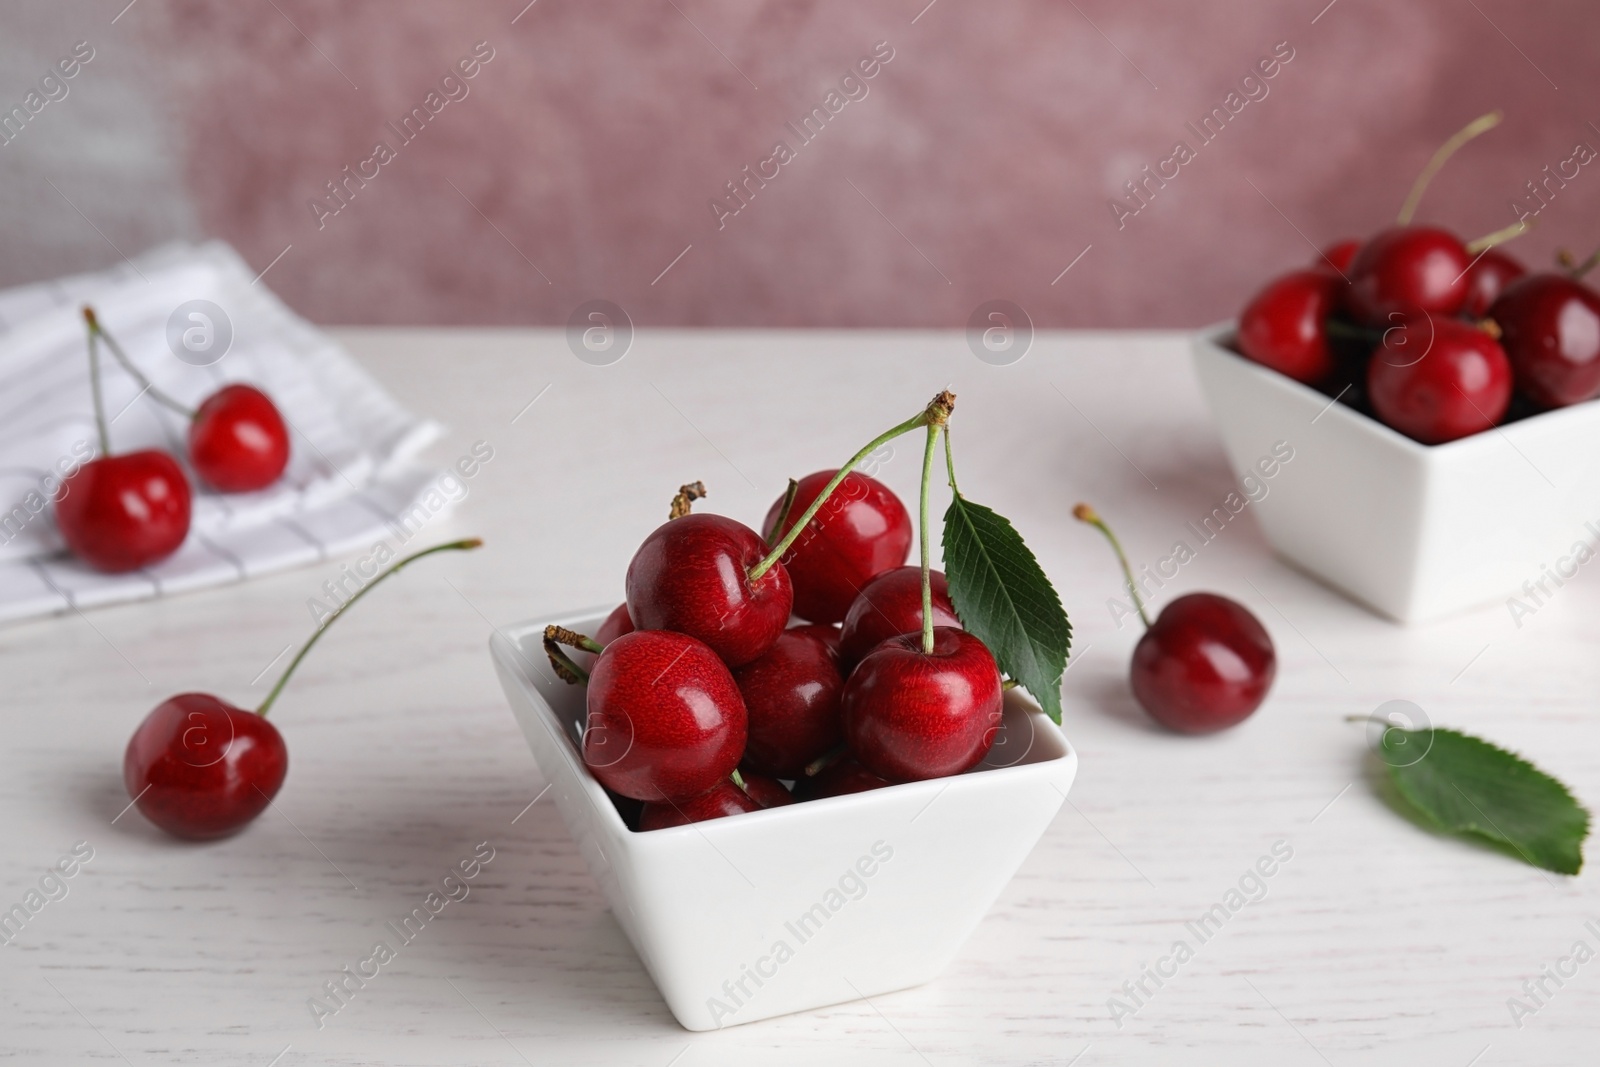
748,390 -> 955,583
1396,110 -> 1501,226
730,768 -> 749,793
1073,503 -> 1151,629
1559,245 -> 1600,279
83,315 -> 110,457
1324,319 -> 1385,341
919,422 -> 939,655
804,745 -> 846,778
766,478 -> 799,547
256,538 -> 483,717
1465,218 -> 1530,255
1002,678 -> 1020,691
82,307 -> 196,419
542,624 -> 603,685
668,481 -> 706,520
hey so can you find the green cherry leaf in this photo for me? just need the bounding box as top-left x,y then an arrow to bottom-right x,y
941,494 -> 1071,724
1382,726 -> 1590,875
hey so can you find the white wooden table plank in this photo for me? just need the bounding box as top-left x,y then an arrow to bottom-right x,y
1,328 -> 1595,1065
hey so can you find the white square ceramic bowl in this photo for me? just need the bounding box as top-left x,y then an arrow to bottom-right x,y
1192,322 -> 1600,623
490,610 -> 1077,1031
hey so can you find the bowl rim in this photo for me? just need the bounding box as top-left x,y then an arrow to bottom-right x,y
492,609 -> 1078,842
1194,319 -> 1600,460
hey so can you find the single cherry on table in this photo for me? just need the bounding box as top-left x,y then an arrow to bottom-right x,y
1075,505 -> 1275,733
762,469 -> 912,624
124,539 -> 482,839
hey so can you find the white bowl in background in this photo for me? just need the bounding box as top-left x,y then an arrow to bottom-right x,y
490,610 -> 1078,1030
1192,322 -> 1600,623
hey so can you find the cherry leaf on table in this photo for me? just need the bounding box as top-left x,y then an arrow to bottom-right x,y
1382,727 -> 1589,875
942,494 -> 1071,724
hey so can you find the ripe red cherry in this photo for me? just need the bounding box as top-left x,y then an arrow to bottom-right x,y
796,757 -> 892,800
1345,226 -> 1472,325
734,627 -> 844,778
1317,238 -> 1361,274
124,693 -> 288,839
120,539 -> 480,839
1131,593 -> 1276,733
841,627 -> 1003,782
584,630 -> 747,800
55,450 -> 191,572
1236,270 -> 1342,384
1368,315 -> 1512,443
762,470 -> 912,624
638,779 -> 762,830
1462,248 -> 1526,319
625,513 -> 792,668
189,384 -> 290,492
839,566 -> 962,670
1491,273 -> 1600,408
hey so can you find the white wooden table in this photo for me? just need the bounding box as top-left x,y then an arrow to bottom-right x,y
2,329 -> 1594,1065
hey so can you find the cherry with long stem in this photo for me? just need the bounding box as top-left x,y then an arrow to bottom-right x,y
1074,502 -> 1275,733
124,536 -> 483,839
257,538 -> 483,715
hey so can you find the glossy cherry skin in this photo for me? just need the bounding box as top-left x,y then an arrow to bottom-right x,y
838,566 -> 962,670
841,627 -> 1003,783
1131,594 -> 1274,733
1237,270 -> 1342,384
188,384 -> 290,493
54,450 -> 191,572
1491,273 -> 1600,408
1462,248 -> 1526,319
762,470 -> 913,624
1368,315 -> 1512,443
625,513 -> 792,668
1345,226 -> 1472,325
1317,238 -> 1361,275
123,693 -> 288,839
796,757 -> 892,800
734,627 -> 844,778
583,630 -> 747,801
638,779 -> 762,830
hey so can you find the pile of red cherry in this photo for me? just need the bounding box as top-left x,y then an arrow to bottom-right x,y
55,307 -> 291,572
542,394 -> 1027,830
1235,112 -> 1600,444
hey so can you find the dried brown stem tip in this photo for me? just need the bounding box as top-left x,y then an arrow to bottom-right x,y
924,390 -> 956,426
1072,503 -> 1099,523
82,306 -> 99,328
668,480 -> 707,519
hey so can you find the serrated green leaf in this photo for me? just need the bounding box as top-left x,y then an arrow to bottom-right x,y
1382,727 -> 1589,875
942,494 -> 1071,723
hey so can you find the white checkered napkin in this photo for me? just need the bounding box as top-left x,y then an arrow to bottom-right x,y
0,241 -> 449,624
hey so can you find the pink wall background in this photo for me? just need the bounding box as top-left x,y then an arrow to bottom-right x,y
3,0 -> 1598,327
